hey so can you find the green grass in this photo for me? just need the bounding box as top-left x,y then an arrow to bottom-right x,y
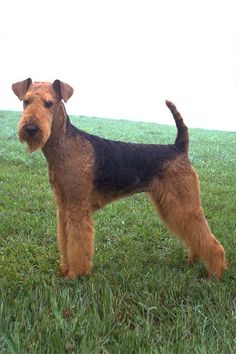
0,110 -> 236,353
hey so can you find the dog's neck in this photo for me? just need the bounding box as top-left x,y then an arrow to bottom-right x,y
42,101 -> 70,160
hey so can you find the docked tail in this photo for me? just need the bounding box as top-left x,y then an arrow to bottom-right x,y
165,100 -> 189,154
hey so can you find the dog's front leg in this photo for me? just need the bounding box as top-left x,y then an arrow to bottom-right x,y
65,207 -> 94,278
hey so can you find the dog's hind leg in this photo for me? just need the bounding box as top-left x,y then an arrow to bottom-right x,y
149,160 -> 226,278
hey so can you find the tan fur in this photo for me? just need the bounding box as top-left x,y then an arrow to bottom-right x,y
148,158 -> 226,278
13,80 -> 227,279
18,83 -> 56,152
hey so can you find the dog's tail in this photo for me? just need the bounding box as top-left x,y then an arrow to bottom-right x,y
165,100 -> 189,154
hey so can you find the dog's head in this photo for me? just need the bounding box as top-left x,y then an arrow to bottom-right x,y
12,79 -> 73,152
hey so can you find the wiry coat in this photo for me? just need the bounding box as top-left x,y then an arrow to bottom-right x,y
12,79 -> 226,279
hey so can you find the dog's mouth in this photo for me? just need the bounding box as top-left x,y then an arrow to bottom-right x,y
19,123 -> 45,152
19,123 -> 41,142
23,123 -> 39,138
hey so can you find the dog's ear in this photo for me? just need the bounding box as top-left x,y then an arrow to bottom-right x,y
52,80 -> 74,102
12,78 -> 32,100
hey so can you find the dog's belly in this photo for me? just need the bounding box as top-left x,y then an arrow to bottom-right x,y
91,178 -> 150,211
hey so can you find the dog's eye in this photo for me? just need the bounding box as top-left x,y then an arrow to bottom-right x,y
44,100 -> 53,109
23,99 -> 30,108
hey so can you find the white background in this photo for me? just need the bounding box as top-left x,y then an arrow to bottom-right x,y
1,0 -> 236,131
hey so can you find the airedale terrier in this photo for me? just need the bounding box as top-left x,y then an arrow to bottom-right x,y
12,78 -> 226,279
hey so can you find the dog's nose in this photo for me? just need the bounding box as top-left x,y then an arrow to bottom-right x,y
24,124 -> 39,137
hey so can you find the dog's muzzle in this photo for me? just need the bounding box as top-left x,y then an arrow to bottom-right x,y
23,123 -> 39,137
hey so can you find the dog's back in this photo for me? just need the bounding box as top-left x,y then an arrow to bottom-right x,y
64,101 -> 189,195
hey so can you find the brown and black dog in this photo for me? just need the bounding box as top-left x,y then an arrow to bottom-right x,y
12,78 -> 226,279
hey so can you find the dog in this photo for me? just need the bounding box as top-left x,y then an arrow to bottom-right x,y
12,78 -> 226,279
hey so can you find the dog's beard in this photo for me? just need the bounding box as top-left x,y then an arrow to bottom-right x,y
18,125 -> 51,153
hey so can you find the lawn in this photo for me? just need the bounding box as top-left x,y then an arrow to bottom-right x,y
0,110 -> 236,353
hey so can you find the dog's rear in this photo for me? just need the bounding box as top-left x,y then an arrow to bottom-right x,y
165,100 -> 189,154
